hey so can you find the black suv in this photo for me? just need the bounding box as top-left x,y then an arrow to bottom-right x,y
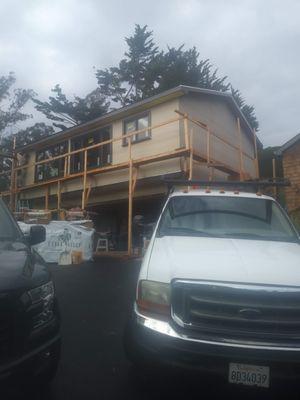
0,198 -> 60,385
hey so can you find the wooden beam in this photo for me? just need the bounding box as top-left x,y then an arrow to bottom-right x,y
193,151 -> 240,177
132,167 -> 138,194
85,185 -> 92,205
206,128 -> 211,164
272,157 -> 277,198
128,140 -> 133,256
9,137 -> 16,212
67,139 -> 71,175
237,117 -> 244,181
64,155 -> 67,177
134,148 -> 188,167
81,150 -> 88,209
57,181 -> 61,211
189,129 -> 193,180
183,114 -> 190,149
45,186 -> 49,210
253,128 -> 260,178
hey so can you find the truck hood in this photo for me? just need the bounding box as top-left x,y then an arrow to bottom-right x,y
147,236 -> 300,287
0,241 -> 49,293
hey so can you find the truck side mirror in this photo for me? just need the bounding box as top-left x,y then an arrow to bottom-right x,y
29,225 -> 46,246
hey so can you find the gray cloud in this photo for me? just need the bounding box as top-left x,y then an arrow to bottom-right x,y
1,0 -> 299,146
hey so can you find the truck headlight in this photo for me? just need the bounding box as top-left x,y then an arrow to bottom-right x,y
137,280 -> 170,318
28,281 -> 55,329
28,281 -> 54,304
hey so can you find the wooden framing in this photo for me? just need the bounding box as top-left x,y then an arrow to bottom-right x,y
237,117 -> 244,181
188,128 -> 194,180
81,150 -> 88,209
128,139 -> 133,255
0,110 -> 259,256
253,128 -> 259,178
272,157 -> 277,198
45,186 -> 49,210
57,180 -> 61,210
9,137 -> 16,211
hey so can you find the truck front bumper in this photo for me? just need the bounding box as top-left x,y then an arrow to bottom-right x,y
124,307 -> 300,381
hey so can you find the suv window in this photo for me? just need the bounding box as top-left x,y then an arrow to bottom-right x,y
158,196 -> 298,243
0,200 -> 19,241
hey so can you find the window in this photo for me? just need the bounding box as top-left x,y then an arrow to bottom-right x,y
70,127 -> 112,173
35,142 -> 67,182
0,200 -> 20,241
158,196 -> 298,243
123,113 -> 150,145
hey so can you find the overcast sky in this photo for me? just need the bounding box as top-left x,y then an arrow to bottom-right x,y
1,0 -> 299,147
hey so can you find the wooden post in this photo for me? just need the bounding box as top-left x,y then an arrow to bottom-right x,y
67,139 -> 71,175
206,129 -> 211,164
207,128 -> 214,181
237,117 -> 244,181
272,158 -> 277,198
132,167 -> 138,194
189,129 -> 194,180
128,140 -> 133,256
81,150 -> 88,209
64,155 -> 67,177
9,137 -> 16,212
57,181 -> 61,211
253,128 -> 260,178
45,186 -> 49,210
183,114 -> 190,149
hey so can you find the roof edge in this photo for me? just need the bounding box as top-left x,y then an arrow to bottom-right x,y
275,132 -> 300,155
18,84 -> 257,152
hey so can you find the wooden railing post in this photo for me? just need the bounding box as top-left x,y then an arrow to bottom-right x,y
9,136 -> 16,212
253,128 -> 259,178
206,128 -> 214,181
183,114 -> 190,149
128,140 -> 133,256
81,150 -> 88,209
206,128 -> 211,165
45,186 -> 49,210
57,181 -> 61,211
189,129 -> 194,180
67,139 -> 71,175
237,117 -> 244,181
272,158 -> 277,198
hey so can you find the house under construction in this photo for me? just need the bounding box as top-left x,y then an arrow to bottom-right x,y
0,85 -> 259,255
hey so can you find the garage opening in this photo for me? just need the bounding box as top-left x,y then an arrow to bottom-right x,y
87,194 -> 165,254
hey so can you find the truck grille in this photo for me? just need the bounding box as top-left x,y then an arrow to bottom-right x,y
171,280 -> 300,346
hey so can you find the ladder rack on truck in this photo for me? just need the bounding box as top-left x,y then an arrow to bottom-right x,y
162,178 -> 290,195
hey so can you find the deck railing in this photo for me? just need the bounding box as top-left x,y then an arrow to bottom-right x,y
0,110 -> 259,255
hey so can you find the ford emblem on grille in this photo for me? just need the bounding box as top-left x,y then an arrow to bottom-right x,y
238,308 -> 262,319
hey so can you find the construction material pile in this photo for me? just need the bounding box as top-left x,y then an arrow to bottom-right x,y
18,220 -> 95,264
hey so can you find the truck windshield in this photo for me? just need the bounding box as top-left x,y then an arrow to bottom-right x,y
158,196 -> 298,243
0,200 -> 19,241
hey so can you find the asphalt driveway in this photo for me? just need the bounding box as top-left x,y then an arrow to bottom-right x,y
5,257 -> 300,399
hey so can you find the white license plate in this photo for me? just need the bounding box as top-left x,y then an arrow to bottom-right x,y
229,363 -> 270,388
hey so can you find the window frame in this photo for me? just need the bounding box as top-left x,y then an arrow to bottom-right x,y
122,112 -> 151,146
35,141 -> 67,183
70,125 -> 112,174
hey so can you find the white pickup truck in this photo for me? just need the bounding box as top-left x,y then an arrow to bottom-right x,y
125,183 -> 300,389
